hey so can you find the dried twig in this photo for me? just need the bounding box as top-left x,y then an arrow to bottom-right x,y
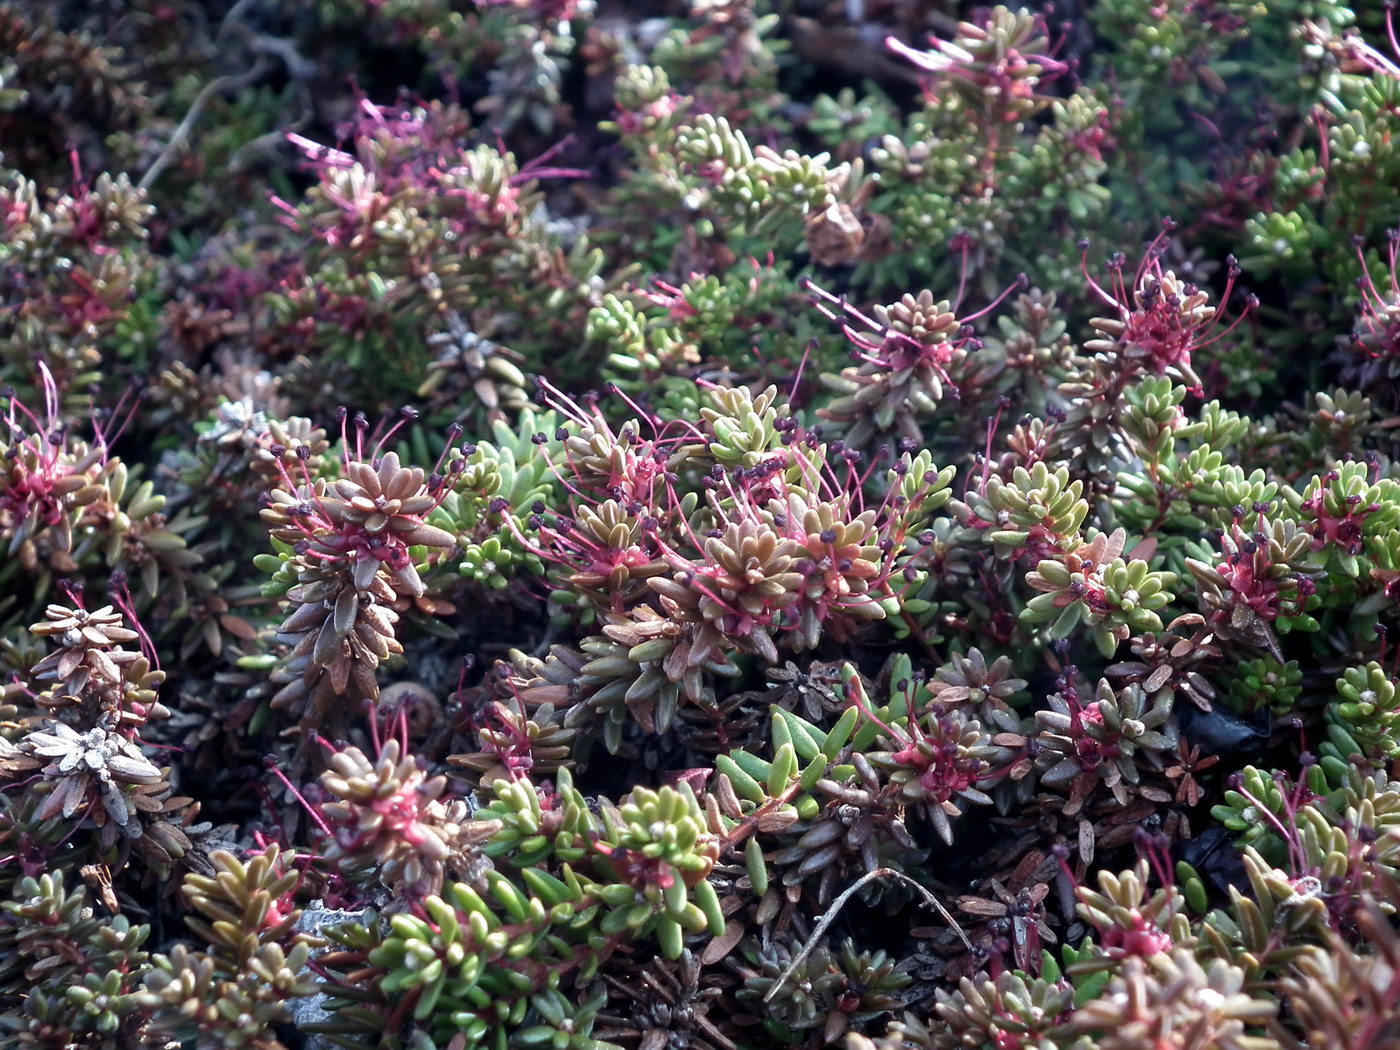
138,59 -> 269,192
763,867 -> 972,1003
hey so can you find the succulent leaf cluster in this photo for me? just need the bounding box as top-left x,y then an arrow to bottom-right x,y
6,0 -> 1400,1048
